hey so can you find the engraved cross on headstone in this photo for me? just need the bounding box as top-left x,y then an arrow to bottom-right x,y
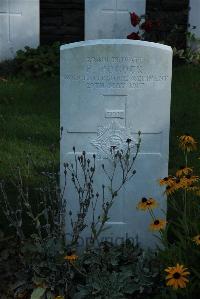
0,0 -> 22,43
102,0 -> 130,38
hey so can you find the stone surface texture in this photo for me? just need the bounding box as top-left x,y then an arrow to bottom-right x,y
0,0 -> 39,60
60,39 -> 172,248
85,0 -> 146,40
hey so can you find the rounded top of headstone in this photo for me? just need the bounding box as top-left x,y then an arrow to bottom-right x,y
60,39 -> 172,53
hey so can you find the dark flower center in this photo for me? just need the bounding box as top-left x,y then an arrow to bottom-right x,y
186,175 -> 191,179
164,177 -> 168,181
176,178 -> 180,183
154,220 -> 160,225
142,197 -> 147,203
173,272 -> 181,279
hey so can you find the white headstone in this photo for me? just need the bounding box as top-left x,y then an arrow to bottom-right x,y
0,0 -> 39,61
61,40 -> 172,248
85,0 -> 146,40
189,0 -> 200,50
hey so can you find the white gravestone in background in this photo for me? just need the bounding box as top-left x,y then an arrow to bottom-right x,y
189,0 -> 200,50
85,0 -> 146,40
0,0 -> 39,61
61,40 -> 172,248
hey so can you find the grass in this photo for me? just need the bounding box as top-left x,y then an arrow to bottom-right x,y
0,76 -> 59,180
0,64 -> 200,180
169,64 -> 200,173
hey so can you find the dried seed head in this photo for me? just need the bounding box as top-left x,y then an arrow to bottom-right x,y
126,138 -> 132,144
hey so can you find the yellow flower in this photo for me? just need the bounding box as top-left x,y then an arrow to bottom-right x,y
137,197 -> 158,211
181,175 -> 199,188
164,175 -> 198,194
193,235 -> 200,245
179,134 -> 197,152
176,166 -> 193,178
64,253 -> 78,262
164,185 -> 176,196
159,176 -> 175,187
165,264 -> 190,289
149,219 -> 166,231
186,185 -> 199,192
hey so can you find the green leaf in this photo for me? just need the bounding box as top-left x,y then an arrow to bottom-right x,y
31,287 -> 46,299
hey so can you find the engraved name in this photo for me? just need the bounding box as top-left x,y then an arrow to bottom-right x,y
64,56 -> 169,89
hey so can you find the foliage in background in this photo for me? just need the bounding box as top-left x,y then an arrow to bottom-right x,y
14,42 -> 59,78
173,32 -> 200,65
0,42 -> 59,78
127,11 -> 200,66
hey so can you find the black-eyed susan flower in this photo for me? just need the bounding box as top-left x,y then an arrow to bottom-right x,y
146,197 -> 158,209
149,219 -> 166,231
179,134 -> 197,152
137,197 -> 158,211
64,253 -> 78,262
193,235 -> 200,245
165,264 -> 190,289
176,166 -> 193,178
181,175 -> 199,188
159,176 -> 175,187
164,185 -> 176,196
137,197 -> 148,210
165,176 -> 198,194
185,184 -> 199,192
174,177 -> 186,190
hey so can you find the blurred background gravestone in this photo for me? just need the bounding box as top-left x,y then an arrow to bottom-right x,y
188,0 -> 200,50
85,0 -> 146,40
0,0 -> 39,61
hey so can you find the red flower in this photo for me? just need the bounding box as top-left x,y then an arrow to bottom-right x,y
130,12 -> 140,27
127,32 -> 141,40
141,20 -> 153,32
